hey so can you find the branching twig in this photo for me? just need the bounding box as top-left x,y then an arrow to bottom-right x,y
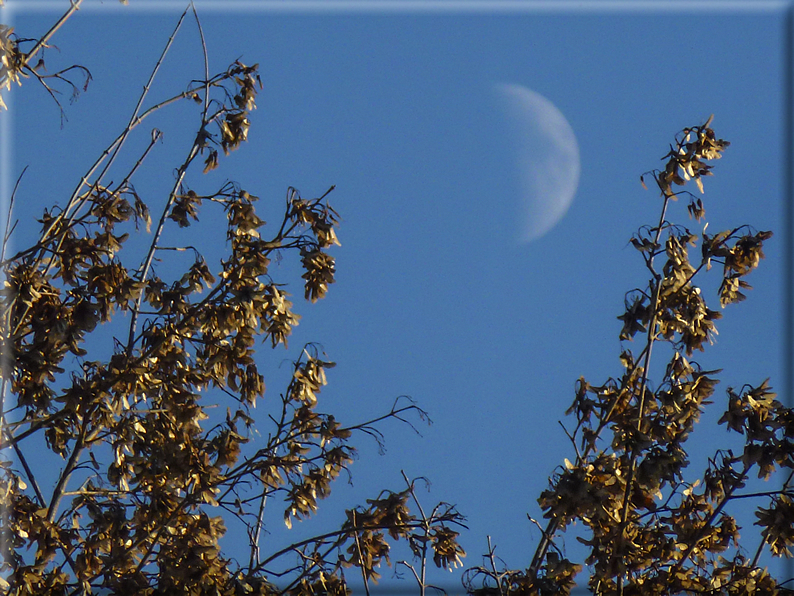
20,0 -> 83,71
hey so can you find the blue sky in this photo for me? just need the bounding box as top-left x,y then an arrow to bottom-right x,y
3,0 -> 790,590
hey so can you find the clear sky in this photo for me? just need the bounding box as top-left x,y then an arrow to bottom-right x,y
3,0 -> 790,591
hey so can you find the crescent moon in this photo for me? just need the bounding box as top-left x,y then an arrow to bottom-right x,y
494,83 -> 581,244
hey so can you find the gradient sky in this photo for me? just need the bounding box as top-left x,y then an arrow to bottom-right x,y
3,0 -> 790,591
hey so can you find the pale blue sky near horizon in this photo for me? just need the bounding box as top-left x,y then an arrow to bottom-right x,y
2,0 -> 791,589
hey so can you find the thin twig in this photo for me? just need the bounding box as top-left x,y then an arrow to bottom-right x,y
190,1 -> 211,118
20,0 -> 83,71
7,431 -> 44,505
751,470 -> 794,568
248,483 -> 268,572
125,6 -> 212,355
351,511 -> 372,596
82,6 -> 189,216
403,471 -> 428,596
46,413 -> 90,523
0,165 -> 25,265
486,535 -> 505,596
558,420 -> 582,462
614,194 -> 671,596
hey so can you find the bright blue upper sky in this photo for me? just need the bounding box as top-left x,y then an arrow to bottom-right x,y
3,0 -> 789,589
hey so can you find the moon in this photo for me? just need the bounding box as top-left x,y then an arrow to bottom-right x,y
494,83 -> 580,244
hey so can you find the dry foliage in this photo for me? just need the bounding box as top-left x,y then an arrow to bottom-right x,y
2,3 -> 789,596
0,4 -> 465,595
464,118 -> 790,595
